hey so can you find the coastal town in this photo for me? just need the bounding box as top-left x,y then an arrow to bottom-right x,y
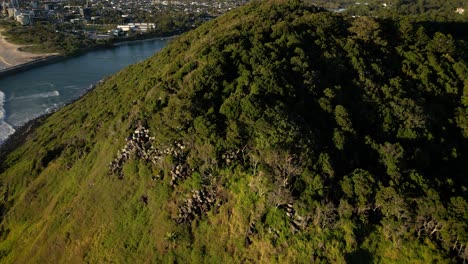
0,0 -> 247,29
1,0 -> 464,38
0,0 -> 248,70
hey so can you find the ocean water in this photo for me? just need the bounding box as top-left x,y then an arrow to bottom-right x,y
0,38 -> 169,145
0,91 -> 15,143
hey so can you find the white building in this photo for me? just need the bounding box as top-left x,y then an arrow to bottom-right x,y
117,24 -> 136,32
117,23 -> 156,33
132,23 -> 155,32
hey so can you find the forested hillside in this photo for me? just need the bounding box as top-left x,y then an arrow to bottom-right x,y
308,0 -> 468,22
0,1 -> 467,262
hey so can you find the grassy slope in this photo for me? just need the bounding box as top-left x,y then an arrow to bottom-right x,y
0,1 -> 467,262
0,7 -> 264,262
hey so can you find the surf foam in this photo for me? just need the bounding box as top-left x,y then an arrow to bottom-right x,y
12,90 -> 60,100
0,91 -> 15,145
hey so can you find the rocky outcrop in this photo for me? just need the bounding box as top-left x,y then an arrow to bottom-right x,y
177,188 -> 217,224
243,203 -> 308,245
109,127 -> 221,225
108,128 -> 308,232
221,149 -> 241,165
168,141 -> 190,186
279,203 -> 308,233
170,163 -> 190,186
109,125 -> 161,178
108,125 -> 191,182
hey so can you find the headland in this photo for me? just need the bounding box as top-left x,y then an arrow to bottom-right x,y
0,30 -> 60,77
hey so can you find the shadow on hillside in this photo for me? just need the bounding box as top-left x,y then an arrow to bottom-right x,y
345,248 -> 374,264
419,21 -> 468,40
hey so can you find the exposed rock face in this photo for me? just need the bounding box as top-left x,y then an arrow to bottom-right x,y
279,203 -> 308,233
109,128 -> 308,229
108,127 -> 222,224
177,188 -> 217,224
168,141 -> 190,186
108,126 -> 190,182
108,128 -> 308,230
221,149 -> 241,165
109,125 -> 161,178
170,163 -> 190,186
244,202 -> 309,245
108,128 -> 308,231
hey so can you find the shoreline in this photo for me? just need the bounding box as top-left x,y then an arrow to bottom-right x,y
0,33 -> 179,160
0,112 -> 51,170
113,35 -> 178,46
0,28 -> 64,79
0,76 -> 100,165
0,29 -> 59,69
0,55 -> 65,79
0,34 -> 179,80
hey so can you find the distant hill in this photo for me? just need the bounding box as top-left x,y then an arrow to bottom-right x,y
0,0 -> 467,262
308,0 -> 468,21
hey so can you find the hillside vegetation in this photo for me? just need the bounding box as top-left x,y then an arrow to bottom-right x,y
0,0 -> 467,262
0,20 -> 99,55
325,0 -> 468,22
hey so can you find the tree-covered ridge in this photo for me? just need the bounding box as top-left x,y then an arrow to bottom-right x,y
307,0 -> 468,22
0,0 -> 467,262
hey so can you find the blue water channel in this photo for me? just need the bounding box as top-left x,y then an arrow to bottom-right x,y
0,38 -> 169,143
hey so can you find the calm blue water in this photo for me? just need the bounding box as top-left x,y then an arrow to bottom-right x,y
0,38 -> 169,144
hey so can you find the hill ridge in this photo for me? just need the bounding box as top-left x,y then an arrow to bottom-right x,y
0,1 -> 467,262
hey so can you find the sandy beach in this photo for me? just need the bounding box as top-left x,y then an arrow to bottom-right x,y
0,29 -> 56,70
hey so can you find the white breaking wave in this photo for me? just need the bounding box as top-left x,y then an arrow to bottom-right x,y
12,90 -> 60,100
45,103 -> 60,113
0,90 -> 15,145
0,90 -> 4,121
0,121 -> 15,145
